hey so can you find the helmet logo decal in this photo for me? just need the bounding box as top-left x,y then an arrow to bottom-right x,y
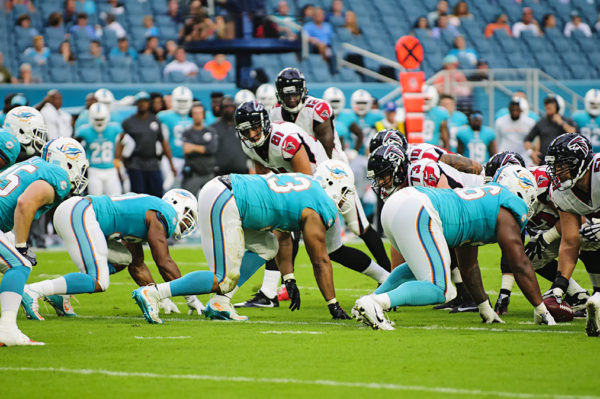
567,136 -> 589,154
59,143 -> 83,161
13,111 -> 35,121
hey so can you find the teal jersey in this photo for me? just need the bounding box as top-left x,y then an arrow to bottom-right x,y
157,110 -> 193,159
573,111 -> 600,152
336,109 -> 382,154
447,111 -> 468,153
74,109 -> 89,131
88,193 -> 178,242
205,110 -> 216,126
424,106 -> 449,146
75,122 -> 122,169
0,157 -> 71,232
231,173 -> 338,232
334,119 -> 351,149
495,108 -> 539,122
0,129 -> 20,170
456,125 -> 496,164
0,112 -> 5,126
415,183 -> 528,247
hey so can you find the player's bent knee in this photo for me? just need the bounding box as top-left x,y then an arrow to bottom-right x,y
98,276 -> 110,292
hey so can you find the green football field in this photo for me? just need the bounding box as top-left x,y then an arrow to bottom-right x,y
1,242 -> 598,399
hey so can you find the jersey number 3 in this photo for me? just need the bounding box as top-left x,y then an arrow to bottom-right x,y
267,175 -> 312,193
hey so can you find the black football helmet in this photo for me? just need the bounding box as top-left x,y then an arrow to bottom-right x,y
234,101 -> 271,148
367,144 -> 409,200
275,67 -> 308,113
545,133 -> 593,190
369,129 -> 408,154
484,151 -> 526,182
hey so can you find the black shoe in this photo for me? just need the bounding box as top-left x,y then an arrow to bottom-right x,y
565,291 -> 590,312
494,293 -> 510,315
233,291 -> 279,308
449,301 -> 478,313
433,296 -> 461,310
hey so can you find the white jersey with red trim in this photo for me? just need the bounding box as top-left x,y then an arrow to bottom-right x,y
270,95 -> 345,161
408,159 -> 483,189
528,165 -> 559,232
550,154 -> 600,218
241,121 -> 328,174
407,143 -> 451,162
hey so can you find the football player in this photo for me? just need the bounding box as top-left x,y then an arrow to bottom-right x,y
75,102 -> 123,196
0,138 -> 88,346
132,163 -> 355,324
3,105 -> 48,157
0,127 -> 20,171
456,111 -> 497,164
421,85 -> 450,149
573,89 -> 600,152
255,83 -> 277,111
21,189 -> 204,320
439,94 -> 468,153
158,86 -> 194,190
322,86 -> 352,151
232,101 -> 389,308
354,158 -> 556,330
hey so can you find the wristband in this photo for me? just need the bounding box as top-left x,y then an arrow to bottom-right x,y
326,297 -> 337,305
534,303 -> 547,316
541,226 -> 560,243
15,242 -> 27,248
283,273 -> 295,281
477,299 -> 493,312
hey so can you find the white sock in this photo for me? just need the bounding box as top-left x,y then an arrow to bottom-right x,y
29,277 -> 67,297
224,285 -> 239,300
566,278 -> 586,296
260,270 -> 280,299
588,273 -> 600,290
451,267 -> 462,284
373,293 -> 391,311
156,283 -> 171,300
362,261 -> 390,284
501,274 -> 515,292
0,292 -> 22,325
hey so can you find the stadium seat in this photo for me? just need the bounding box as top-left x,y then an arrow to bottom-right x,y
196,69 -> 217,83
48,53 -> 68,68
138,64 -> 162,83
137,53 -> 158,67
165,70 -> 186,83
569,63 -> 595,79
543,64 -> 570,80
533,51 -> 560,67
102,29 -> 119,52
551,37 -> 571,53
576,36 -> 599,54
336,68 -> 361,83
78,66 -> 103,83
108,66 -> 133,83
48,66 -> 72,83
149,0 -> 169,15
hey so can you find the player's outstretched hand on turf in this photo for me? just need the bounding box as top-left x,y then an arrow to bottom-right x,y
534,308 -> 557,325
478,300 -> 504,324
185,295 -> 205,315
283,275 -> 300,311
328,302 -> 351,319
16,244 -> 37,266
159,298 -> 180,314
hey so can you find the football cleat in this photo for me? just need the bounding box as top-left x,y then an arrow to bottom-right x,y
233,290 -> 279,308
585,293 -> 600,337
204,295 -> 248,321
277,285 -> 290,301
44,295 -> 77,317
132,286 -> 163,324
565,291 -> 590,312
0,324 -> 45,346
450,301 -> 478,313
21,286 -> 44,321
432,296 -> 461,310
494,293 -> 511,315
352,296 -> 395,330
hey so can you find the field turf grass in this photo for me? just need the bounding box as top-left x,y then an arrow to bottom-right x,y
1,242 -> 598,399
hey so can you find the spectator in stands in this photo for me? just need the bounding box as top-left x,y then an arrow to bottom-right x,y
271,0 -> 299,40
434,55 -> 471,107
468,58 -> 489,81
427,0 -> 448,27
304,7 -> 334,62
342,11 -> 361,36
595,16 -> 600,32
431,13 -> 460,39
0,52 -> 17,84
142,15 -> 159,38
167,0 -> 183,25
524,96 -> 577,165
39,89 -> 73,139
16,14 -> 38,40
70,12 -> 98,40
24,36 -> 50,66
164,40 -> 178,61
76,0 -> 97,16
210,96 -> 249,175
100,0 -> 124,21
495,97 -> 536,162
47,12 -> 66,35
448,1 -> 473,27
484,13 -> 510,38
512,7 -> 541,38
4,0 -> 36,13
448,35 -> 478,69
142,36 -> 163,61
564,11 -> 592,37
150,92 -> 166,115
327,0 -> 346,27
203,54 -> 232,81
17,63 -> 39,84
299,4 -> 315,24
182,102 -> 218,195
109,37 -> 138,62
58,40 -> 76,65
181,1 -> 215,42
412,16 -> 431,36
163,46 -> 199,78
63,0 -> 77,28
89,40 -> 105,65
105,13 -> 126,39
541,13 -> 557,33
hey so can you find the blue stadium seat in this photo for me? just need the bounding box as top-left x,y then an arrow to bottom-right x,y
124,0 -> 151,15
149,0 -> 168,15
196,69 -> 217,83
569,63 -> 596,79
48,66 -> 72,83
102,29 -> 119,53
138,64 -> 162,83
336,68 -> 361,83
534,51 -> 560,67
522,36 -> 550,53
543,64 -> 570,80
108,54 -> 130,67
72,37 -> 91,53
551,37 -> 571,53
78,66 -> 103,83
137,53 -> 158,67
498,37 -> 519,54
575,36 -> 599,53
159,25 -> 178,42
108,66 -> 133,83
165,70 -> 186,83
48,53 -> 68,68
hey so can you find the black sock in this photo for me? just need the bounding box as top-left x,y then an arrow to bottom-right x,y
359,226 -> 391,271
329,245 -> 372,273
536,260 -> 558,281
499,288 -> 512,297
551,271 -> 569,292
265,259 -> 278,271
291,231 -> 300,264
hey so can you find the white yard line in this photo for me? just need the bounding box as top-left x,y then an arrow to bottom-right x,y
133,336 -> 191,339
261,330 -> 323,335
0,367 -> 596,399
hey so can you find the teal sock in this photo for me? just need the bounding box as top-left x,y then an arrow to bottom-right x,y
0,265 -> 30,294
64,273 -> 96,294
374,263 -> 415,294
237,251 -> 267,288
387,281 -> 445,307
169,271 -> 215,296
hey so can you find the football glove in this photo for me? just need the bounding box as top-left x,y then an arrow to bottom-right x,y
580,221 -> 600,242
185,295 -> 205,315
534,308 -> 557,325
524,232 -> 549,261
542,287 -> 564,303
328,302 -> 351,319
159,298 -> 180,314
478,299 -> 504,324
16,244 -> 37,266
283,275 -> 300,311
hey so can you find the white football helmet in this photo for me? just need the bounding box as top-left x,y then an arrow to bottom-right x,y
585,89 -> 600,117
172,85 -> 193,115
234,89 -> 256,107
94,88 -> 115,111
350,89 -> 373,117
492,164 -> 538,219
256,84 -> 277,110
162,188 -> 198,240
42,138 -> 89,195
314,159 -> 356,214
3,106 -> 48,156
323,86 -> 345,116
88,103 -> 110,133
422,84 -> 439,112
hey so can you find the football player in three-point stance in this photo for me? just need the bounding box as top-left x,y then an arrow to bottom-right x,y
3,105 -> 48,158
0,138 -> 88,346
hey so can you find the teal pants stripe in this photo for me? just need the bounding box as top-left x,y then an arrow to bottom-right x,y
416,207 -> 447,293
210,188 -> 233,282
71,198 -> 99,280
